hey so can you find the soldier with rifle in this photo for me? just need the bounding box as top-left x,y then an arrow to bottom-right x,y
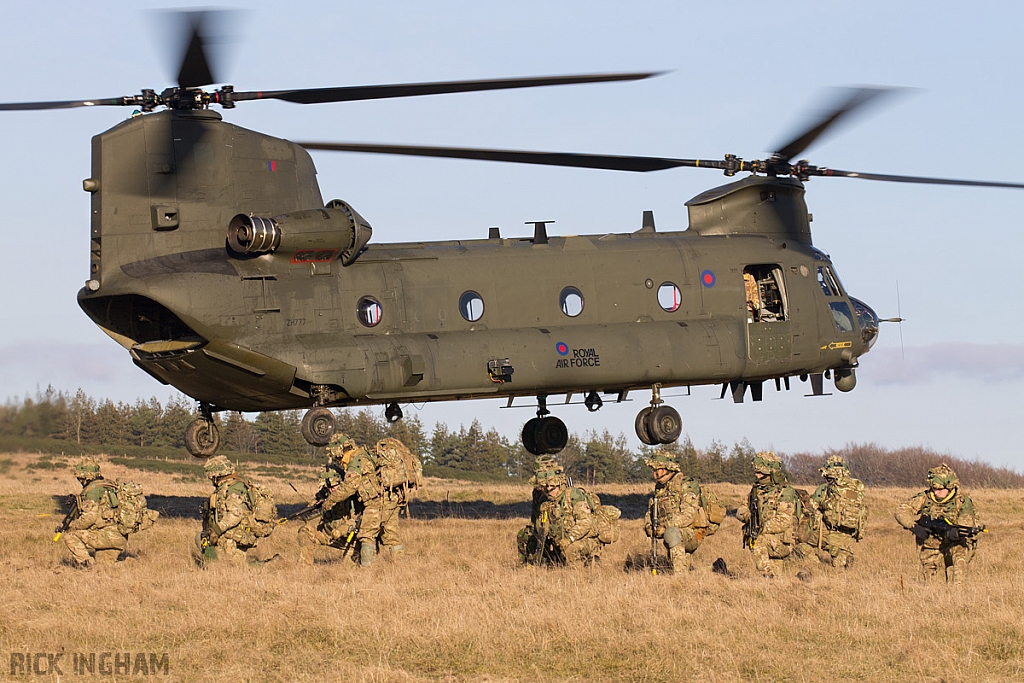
895,463 -> 983,584
643,452 -> 712,573
736,451 -> 801,578
57,459 -> 129,569
517,456 -> 563,565
295,462 -> 362,565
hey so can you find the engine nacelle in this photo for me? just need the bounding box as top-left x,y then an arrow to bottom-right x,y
227,199 -> 372,265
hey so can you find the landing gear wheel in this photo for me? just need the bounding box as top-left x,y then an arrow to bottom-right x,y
301,407 -> 336,446
522,417 -> 541,456
185,418 -> 220,458
648,405 -> 682,444
635,407 -> 656,445
535,416 -> 568,454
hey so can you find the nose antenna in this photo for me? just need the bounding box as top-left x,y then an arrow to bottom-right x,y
878,280 -> 905,360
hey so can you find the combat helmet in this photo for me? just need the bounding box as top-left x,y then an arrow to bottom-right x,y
643,451 -> 681,472
327,432 -> 356,459
528,455 -> 563,486
72,457 -> 101,482
752,451 -> 782,474
819,454 -> 849,478
204,455 -> 235,479
927,463 -> 959,490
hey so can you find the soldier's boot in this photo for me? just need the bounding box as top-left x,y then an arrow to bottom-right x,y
95,549 -> 121,564
359,541 -> 376,567
72,558 -> 94,570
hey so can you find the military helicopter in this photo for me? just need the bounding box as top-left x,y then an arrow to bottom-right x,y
5,13 -> 1023,458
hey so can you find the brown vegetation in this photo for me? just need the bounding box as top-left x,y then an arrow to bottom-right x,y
1,451 -> 1022,682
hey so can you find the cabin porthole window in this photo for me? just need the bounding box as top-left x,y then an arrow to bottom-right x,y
559,286 -> 584,317
459,291 -> 485,322
356,296 -> 383,327
658,282 -> 681,312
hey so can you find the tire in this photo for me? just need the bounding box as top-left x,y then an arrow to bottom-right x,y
635,407 -> 656,445
648,405 -> 682,444
185,419 -> 220,458
301,407 -> 336,446
536,416 -> 568,454
522,417 -> 541,455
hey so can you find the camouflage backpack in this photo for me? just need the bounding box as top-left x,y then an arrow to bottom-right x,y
113,481 -> 159,535
245,482 -> 278,538
821,475 -> 868,535
579,489 -> 621,545
792,488 -> 820,545
374,438 -> 424,490
699,488 -> 727,537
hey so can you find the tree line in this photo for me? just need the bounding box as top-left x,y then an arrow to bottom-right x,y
2,387 -> 1021,487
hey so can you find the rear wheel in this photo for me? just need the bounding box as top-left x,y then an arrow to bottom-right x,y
522,417 -> 541,455
301,407 -> 336,446
185,418 -> 220,458
535,416 -> 568,454
635,407 -> 656,445
648,405 -> 682,444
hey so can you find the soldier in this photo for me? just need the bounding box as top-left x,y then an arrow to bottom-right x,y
59,458 -> 127,568
736,451 -> 801,578
195,456 -> 273,565
811,455 -> 868,568
895,463 -> 981,584
296,463 -> 360,565
643,451 -> 711,572
536,467 -> 612,567
320,433 -> 403,566
517,455 -> 563,564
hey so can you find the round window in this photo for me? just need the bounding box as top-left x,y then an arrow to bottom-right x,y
356,296 -> 382,327
559,286 -> 584,317
658,282 -> 681,312
459,291 -> 485,322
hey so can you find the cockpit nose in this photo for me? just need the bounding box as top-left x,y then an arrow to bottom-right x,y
850,297 -> 880,352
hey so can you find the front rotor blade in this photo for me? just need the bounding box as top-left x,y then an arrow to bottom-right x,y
774,87 -> 896,162
810,167 -> 1024,189
176,11 -> 217,88
235,71 -> 663,105
0,97 -> 130,111
296,141 -> 706,172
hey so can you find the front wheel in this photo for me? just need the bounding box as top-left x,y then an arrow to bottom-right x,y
648,405 -> 682,444
301,407 -> 336,446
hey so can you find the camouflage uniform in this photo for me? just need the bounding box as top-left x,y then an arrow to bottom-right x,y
517,456 -> 563,564
297,464 -> 360,565
736,451 -> 801,578
321,433 -> 402,566
643,452 -> 709,572
62,459 -> 127,567
895,464 -> 980,584
811,455 -> 867,568
194,456 -> 258,565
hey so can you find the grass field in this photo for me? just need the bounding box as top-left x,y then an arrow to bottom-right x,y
1,452 -> 1021,682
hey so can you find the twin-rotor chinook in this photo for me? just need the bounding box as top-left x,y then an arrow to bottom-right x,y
6,14 -> 1024,458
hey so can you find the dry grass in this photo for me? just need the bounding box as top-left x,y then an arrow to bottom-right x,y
1,452 -> 1022,682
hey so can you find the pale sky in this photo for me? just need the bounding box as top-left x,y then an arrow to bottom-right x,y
2,2 -> 1023,470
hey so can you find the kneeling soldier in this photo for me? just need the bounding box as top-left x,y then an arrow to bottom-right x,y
643,452 -> 711,572
60,459 -> 127,568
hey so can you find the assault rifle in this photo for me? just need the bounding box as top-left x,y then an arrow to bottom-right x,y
915,516 -> 988,541
52,494 -> 79,542
339,514 -> 363,559
531,509 -> 553,565
743,493 -> 761,549
650,495 -> 659,575
282,499 -> 326,523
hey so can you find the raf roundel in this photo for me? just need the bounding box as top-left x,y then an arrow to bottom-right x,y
556,342 -> 569,356
700,270 -> 716,288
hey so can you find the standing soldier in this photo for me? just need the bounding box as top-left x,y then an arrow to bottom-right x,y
58,459 -> 127,568
811,455 -> 868,568
895,463 -> 982,584
320,433 -> 404,566
517,456 -> 562,564
296,463 -> 360,565
642,452 -> 711,572
195,456 -> 276,565
736,451 -> 801,578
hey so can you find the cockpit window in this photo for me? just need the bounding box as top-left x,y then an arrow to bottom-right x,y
743,265 -> 788,323
817,266 -> 844,297
829,302 -> 855,333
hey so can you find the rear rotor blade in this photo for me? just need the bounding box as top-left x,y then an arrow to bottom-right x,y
176,11 -> 217,88
235,71 -> 663,105
774,87 -> 897,162
806,166 -> 1024,189
296,141 -> 706,172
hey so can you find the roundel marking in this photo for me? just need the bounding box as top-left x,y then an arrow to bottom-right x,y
700,270 -> 716,288
556,342 -> 569,356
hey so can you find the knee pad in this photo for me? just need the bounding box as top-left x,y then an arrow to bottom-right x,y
663,526 -> 682,549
